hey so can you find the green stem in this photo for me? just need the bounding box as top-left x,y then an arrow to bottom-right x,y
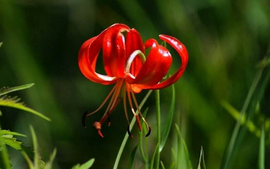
113,90 -> 152,169
155,90 -> 161,169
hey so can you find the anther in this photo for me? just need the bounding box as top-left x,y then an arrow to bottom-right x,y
145,126 -> 151,137
97,130 -> 104,138
93,122 -> 104,138
82,111 -> 88,128
127,126 -> 133,138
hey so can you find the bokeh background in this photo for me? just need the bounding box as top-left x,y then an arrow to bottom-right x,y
0,0 -> 270,168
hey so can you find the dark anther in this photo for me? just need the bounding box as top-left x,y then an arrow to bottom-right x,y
82,111 -> 88,128
145,126 -> 151,137
127,126 -> 133,138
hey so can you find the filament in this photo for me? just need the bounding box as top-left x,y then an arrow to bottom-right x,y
126,83 -> 142,131
130,84 -> 151,137
99,80 -> 124,125
82,84 -> 118,128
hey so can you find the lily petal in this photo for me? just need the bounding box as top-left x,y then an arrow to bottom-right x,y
146,34 -> 188,89
126,29 -> 144,77
103,24 -> 129,77
127,39 -> 172,88
78,24 -> 129,85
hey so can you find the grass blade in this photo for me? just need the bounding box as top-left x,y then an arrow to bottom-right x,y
221,57 -> 265,169
128,145 -> 139,169
78,158 -> 95,169
0,143 -> 12,169
150,143 -> 159,169
258,123 -> 265,169
44,149 -> 57,169
175,124 -> 192,169
0,83 -> 34,97
197,147 -> 206,169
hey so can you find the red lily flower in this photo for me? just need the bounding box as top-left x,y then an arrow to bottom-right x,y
79,23 -> 188,138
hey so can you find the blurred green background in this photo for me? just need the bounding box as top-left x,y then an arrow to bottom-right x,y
0,0 -> 269,168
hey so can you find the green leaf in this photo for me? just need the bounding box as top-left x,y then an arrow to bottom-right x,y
0,83 -> 34,97
160,84 -> 175,151
221,101 -> 260,137
71,158 -> 95,169
0,133 -> 23,151
150,143 -> 159,169
221,55 -> 268,169
197,147 -> 206,169
0,95 -> 51,121
0,42 -> 2,47
128,145 -> 139,169
160,161 -> 166,169
0,143 -> 12,169
258,124 -> 265,169
30,125 -> 44,169
175,124 -> 192,169
0,130 -> 27,137
44,149 -> 57,169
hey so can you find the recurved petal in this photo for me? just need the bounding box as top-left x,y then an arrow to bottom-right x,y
78,36 -> 117,85
126,29 -> 144,77
127,39 -> 172,88
145,35 -> 188,89
102,24 -> 130,78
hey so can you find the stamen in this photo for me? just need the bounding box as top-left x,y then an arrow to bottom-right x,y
145,126 -> 151,137
100,80 -> 123,125
130,85 -> 151,136
82,84 -> 118,128
126,85 -> 142,131
123,88 -> 131,125
127,126 -> 133,138
125,50 -> 146,76
93,121 -> 104,138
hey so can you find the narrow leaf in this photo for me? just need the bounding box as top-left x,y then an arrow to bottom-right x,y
197,147 -> 206,169
0,143 -> 12,169
0,83 -> 34,97
72,159 -> 95,169
160,84 -> 175,151
0,96 -> 51,121
150,143 -> 160,169
78,158 -> 95,169
221,55 -> 266,169
160,161 -> 166,169
44,149 -> 57,169
0,130 -> 27,137
175,124 -> 192,169
30,126 -> 40,169
0,42 -> 2,47
129,145 -> 139,169
258,123 -> 265,169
